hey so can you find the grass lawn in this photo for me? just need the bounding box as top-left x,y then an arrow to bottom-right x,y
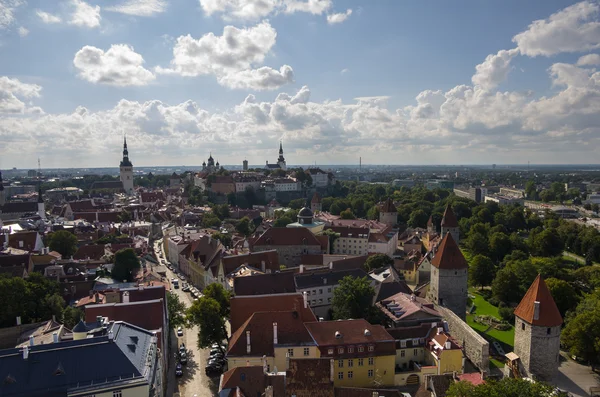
467,288 -> 515,350
490,358 -> 505,369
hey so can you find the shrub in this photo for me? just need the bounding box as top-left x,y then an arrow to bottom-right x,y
498,306 -> 514,323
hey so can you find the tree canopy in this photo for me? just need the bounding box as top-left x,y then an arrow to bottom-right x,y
167,291 -> 187,329
446,378 -> 556,397
363,254 -> 394,271
332,275 -> 382,324
48,230 -> 78,258
111,248 -> 141,282
187,296 -> 228,352
469,255 -> 495,290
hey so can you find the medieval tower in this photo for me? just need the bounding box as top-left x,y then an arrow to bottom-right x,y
119,137 -> 134,195
427,233 -> 468,320
441,204 -> 460,244
311,192 -> 322,213
379,197 -> 398,226
513,275 -> 562,381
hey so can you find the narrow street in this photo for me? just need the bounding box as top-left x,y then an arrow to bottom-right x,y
154,241 -> 220,397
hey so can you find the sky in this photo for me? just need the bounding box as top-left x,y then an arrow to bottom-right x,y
1,0 -> 600,168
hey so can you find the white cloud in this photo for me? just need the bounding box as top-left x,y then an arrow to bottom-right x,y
0,76 -> 41,114
106,0 -> 167,17
198,0 -> 331,20
327,8 -> 352,24
70,0 -> 101,28
217,65 -> 294,90
36,10 -> 62,24
73,44 -> 156,86
472,48 -> 519,90
513,1 -> 600,57
340,68 -> 349,74
159,21 -> 293,90
17,25 -> 27,36
577,53 -> 600,66
0,0 -> 24,29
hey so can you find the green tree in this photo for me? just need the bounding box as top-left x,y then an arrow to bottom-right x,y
288,198 -> 307,209
545,278 -> 579,317
466,232 -> 489,256
469,255 -> 495,290
332,276 -> 382,324
408,209 -> 429,228
236,217 -> 252,236
529,229 -> 564,257
489,232 -> 512,262
364,254 -> 394,271
62,306 -> 83,329
167,291 -> 187,329
202,213 -> 222,228
111,248 -> 141,282
447,378 -> 555,397
525,180 -> 537,200
212,232 -> 232,247
322,229 -> 340,254
539,189 -> 555,203
274,216 -> 293,227
203,283 -> 231,319
213,204 -> 230,220
340,208 -> 356,219
187,297 -> 228,353
48,230 -> 79,258
561,291 -> 600,369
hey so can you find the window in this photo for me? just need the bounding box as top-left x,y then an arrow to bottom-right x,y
420,338 -> 425,344
328,348 -> 334,355
401,350 -> 405,357
348,347 -> 354,353
358,358 -> 364,366
306,291 -> 311,296
358,346 -> 364,352
312,300 -> 316,305
319,289 -> 323,294
338,372 -> 343,380
328,297 -> 331,303
521,323 -> 525,331
312,290 -> 316,295
304,348 -> 310,356
338,347 -> 344,354
368,369 -> 374,378
338,359 -> 344,367
547,327 -> 551,335
288,348 -> 294,357
348,359 -> 353,367
412,338 -> 419,345
113,392 -> 123,397
348,371 -> 353,379
319,298 -> 323,304
368,357 -> 374,365
328,287 -> 332,293
414,349 -> 418,356
400,340 -> 406,348
368,345 -> 374,352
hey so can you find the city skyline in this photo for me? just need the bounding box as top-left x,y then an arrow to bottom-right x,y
1,0 -> 600,168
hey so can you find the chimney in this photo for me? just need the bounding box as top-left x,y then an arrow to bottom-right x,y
16,316 -> 21,326
437,327 -> 443,335
372,393 -> 379,397
323,277 -> 327,285
445,341 -> 451,349
123,291 -> 130,303
109,330 -> 114,340
533,301 -> 540,321
330,359 -> 334,382
273,322 -> 278,345
53,332 -> 59,343
22,346 -> 29,360
299,264 -> 304,273
246,331 -> 251,353
261,260 -> 266,273
29,335 -> 34,346
303,291 -> 308,308
262,355 -> 268,374
329,261 -> 333,270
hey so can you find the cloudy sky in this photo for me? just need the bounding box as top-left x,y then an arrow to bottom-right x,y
1,0 -> 600,168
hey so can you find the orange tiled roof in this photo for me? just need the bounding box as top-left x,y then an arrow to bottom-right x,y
431,234 -> 467,270
514,274 -> 563,327
441,205 -> 458,228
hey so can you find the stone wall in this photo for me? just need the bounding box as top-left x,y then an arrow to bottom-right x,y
514,317 -> 561,381
436,305 -> 489,372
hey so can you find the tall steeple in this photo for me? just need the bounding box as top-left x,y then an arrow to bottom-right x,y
119,135 -> 134,194
120,136 -> 132,167
277,141 -> 285,163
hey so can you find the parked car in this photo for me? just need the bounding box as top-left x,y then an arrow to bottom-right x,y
211,343 -> 227,351
175,363 -> 183,377
177,327 -> 184,337
180,352 -> 188,365
179,343 -> 186,352
205,361 -> 223,376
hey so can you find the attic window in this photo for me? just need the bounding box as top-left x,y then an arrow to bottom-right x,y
4,374 -> 16,384
54,362 -> 65,376
129,336 -> 139,344
127,344 -> 137,353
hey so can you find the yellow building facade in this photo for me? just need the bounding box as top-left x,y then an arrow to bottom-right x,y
332,354 -> 395,388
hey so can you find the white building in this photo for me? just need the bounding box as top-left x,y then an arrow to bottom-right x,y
484,194 -> 524,206
328,226 -> 370,256
306,168 -> 330,188
235,178 -> 261,193
119,137 -> 135,195
367,228 -> 398,257
265,178 -> 301,192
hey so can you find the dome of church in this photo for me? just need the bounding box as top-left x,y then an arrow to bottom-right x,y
298,207 -> 313,217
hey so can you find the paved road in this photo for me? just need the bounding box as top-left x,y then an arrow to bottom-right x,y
155,241 -> 220,397
553,353 -> 600,397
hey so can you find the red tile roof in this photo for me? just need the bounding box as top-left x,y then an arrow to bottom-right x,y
228,311 -> 314,357
222,250 -> 279,275
220,366 -> 285,397
73,244 -> 106,260
457,373 -> 485,386
68,200 -> 95,212
286,358 -> 334,397
431,234 -> 467,269
304,319 -> 394,347
514,274 -> 563,327
233,271 -> 296,296
8,231 -> 40,252
230,293 -> 316,334
380,198 -> 397,213
441,205 -> 458,228
253,227 -> 322,247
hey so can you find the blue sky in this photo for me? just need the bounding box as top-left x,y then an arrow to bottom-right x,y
1,0 -> 600,168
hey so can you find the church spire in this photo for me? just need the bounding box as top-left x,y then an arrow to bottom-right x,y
279,141 -> 283,154
120,135 -> 133,167
277,141 -> 285,163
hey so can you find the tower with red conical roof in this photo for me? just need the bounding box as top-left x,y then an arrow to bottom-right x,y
379,197 -> 398,226
310,192 -> 322,213
441,204 -> 460,244
513,274 -> 562,381
427,233 -> 468,320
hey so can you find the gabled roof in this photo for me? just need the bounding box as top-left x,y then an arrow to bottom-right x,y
220,366 -> 285,397
230,293 -> 316,334
73,244 -> 106,260
431,234 -> 467,269
253,227 -> 322,247
294,268 -> 368,289
441,205 -> 458,228
514,274 -> 563,327
227,311 -> 314,357
233,271 -> 296,296
223,250 -> 279,276
67,200 -> 95,212
304,319 -> 394,346
8,232 -> 40,252
0,202 -> 38,214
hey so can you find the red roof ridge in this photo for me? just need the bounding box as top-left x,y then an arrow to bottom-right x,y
514,274 -> 563,327
441,205 -> 458,228
430,233 -> 467,269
